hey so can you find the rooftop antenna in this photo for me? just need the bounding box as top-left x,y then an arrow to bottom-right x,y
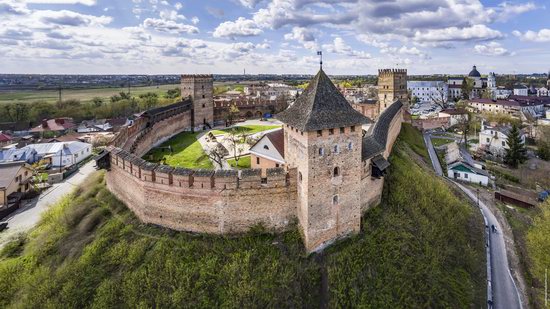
317,51 -> 322,70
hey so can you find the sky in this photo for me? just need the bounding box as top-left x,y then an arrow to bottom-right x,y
1,0 -> 549,75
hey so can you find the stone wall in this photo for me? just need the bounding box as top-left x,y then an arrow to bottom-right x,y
132,111 -> 192,157
106,150 -> 297,234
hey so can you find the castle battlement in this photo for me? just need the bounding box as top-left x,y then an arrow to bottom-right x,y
378,68 -> 407,76
109,148 -> 295,190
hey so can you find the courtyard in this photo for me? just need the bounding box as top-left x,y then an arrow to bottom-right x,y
143,119 -> 282,170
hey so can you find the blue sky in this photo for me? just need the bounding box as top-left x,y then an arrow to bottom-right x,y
1,0 -> 549,75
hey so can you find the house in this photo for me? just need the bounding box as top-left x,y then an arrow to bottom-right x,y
468,97 -> 546,119
0,162 -> 33,207
441,108 -> 468,126
447,161 -> 489,186
0,133 -> 12,147
407,81 -> 448,103
513,85 -> 528,96
76,119 -> 113,133
0,147 -> 39,164
249,129 -> 285,176
478,123 -> 525,157
447,66 -> 488,101
0,122 -> 31,136
24,141 -> 93,167
537,87 -> 549,97
30,118 -> 75,135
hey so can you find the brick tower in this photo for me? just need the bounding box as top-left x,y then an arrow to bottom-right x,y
378,69 -> 407,116
277,69 -> 371,252
181,74 -> 214,130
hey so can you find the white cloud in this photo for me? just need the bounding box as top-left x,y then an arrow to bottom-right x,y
496,2 -> 537,22
513,29 -> 550,43
474,42 -> 513,56
34,10 -> 112,27
284,26 -> 317,50
213,17 -> 263,38
413,25 -> 503,43
24,0 -> 97,5
174,2 -> 183,10
159,9 -> 185,21
142,18 -> 199,34
322,37 -> 371,59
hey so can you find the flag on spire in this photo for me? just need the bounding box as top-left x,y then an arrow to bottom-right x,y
317,51 -> 322,69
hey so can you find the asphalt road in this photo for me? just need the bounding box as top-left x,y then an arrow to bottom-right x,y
424,133 -> 522,309
0,161 -> 97,248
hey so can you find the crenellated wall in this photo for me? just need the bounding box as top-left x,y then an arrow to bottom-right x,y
104,93 -> 403,251
106,148 -> 297,234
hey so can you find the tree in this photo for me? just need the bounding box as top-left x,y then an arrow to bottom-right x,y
165,88 -> 181,99
536,126 -> 550,161
504,124 -> 527,168
139,92 -> 159,110
198,143 -> 227,169
226,103 -> 240,125
428,87 -> 448,109
461,77 -> 475,100
4,103 -> 30,122
92,97 -> 104,107
225,128 -> 249,168
480,89 -> 492,99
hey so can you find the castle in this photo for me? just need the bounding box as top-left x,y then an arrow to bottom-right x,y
97,69 -> 403,252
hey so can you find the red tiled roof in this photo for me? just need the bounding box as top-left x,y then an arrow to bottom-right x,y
30,118 -> 75,132
265,129 -> 284,158
0,133 -> 12,142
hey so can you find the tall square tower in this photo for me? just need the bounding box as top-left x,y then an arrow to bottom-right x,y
181,74 -> 214,130
278,69 -> 372,252
378,69 -> 408,115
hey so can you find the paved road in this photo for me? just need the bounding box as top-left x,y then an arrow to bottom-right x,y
0,161 -> 97,248
423,133 -> 443,176
423,134 -> 522,309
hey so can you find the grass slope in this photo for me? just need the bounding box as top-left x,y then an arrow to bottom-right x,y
143,132 -> 212,169
0,125 -> 485,308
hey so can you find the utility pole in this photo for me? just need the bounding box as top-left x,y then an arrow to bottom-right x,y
128,78 -> 131,95
59,143 -> 63,173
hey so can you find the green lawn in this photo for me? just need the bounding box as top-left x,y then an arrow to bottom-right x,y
432,137 -> 454,147
143,132 -> 212,169
210,125 -> 281,136
227,156 -> 251,169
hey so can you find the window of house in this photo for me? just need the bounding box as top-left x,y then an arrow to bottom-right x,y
464,173 -> 468,179
351,126 -> 356,132
256,157 -> 260,164
276,164 -> 280,167
333,166 -> 340,177
264,145 -> 269,150
329,128 -> 334,135
502,141 -> 506,146
340,127 -> 345,134
486,138 -> 490,143
319,148 -> 324,156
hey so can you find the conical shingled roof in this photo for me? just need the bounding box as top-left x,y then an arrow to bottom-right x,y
276,69 -> 372,131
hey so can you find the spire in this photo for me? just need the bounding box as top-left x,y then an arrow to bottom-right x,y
276,69 -> 372,131
317,51 -> 323,70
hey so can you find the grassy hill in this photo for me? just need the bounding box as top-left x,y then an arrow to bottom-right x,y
0,126 -> 485,308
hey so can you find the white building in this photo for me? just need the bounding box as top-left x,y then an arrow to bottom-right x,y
478,123 -> 525,157
408,81 -> 448,104
513,85 -> 528,96
447,66 -> 487,101
24,141 -> 92,167
537,87 -> 549,97
447,161 -> 489,186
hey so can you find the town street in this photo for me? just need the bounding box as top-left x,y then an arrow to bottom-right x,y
0,161 -> 97,248
423,134 -> 522,309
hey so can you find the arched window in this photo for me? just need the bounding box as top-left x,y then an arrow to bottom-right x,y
333,166 -> 340,177
263,145 -> 269,150
333,195 -> 339,205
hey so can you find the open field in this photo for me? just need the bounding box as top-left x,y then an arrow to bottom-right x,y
143,132 -> 212,169
0,84 -> 180,105
210,124 -> 281,136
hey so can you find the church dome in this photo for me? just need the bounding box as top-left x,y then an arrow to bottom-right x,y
468,65 -> 481,78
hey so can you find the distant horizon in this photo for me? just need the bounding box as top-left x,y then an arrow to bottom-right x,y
1,1 -> 550,75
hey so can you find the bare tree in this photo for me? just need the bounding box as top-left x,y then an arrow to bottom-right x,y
198,143 -> 228,169
428,87 -> 449,109
225,128 -> 249,168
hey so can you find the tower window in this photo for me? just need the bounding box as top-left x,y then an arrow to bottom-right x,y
333,195 -> 339,205
333,166 -> 340,177
202,103 -> 205,108
202,95 -> 205,98
329,128 -> 334,135
340,127 -> 345,134
299,172 -> 302,182
317,130 -> 322,137
319,148 -> 324,156
351,126 -> 356,132
348,142 -> 353,150
334,145 -> 339,153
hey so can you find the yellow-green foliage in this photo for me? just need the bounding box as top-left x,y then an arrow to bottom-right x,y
325,144 -> 486,308
0,126 -> 485,308
526,200 -> 550,306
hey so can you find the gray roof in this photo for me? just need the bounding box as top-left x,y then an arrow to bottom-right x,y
0,162 -> 26,188
468,65 -> 481,77
276,69 -> 372,131
362,100 -> 403,160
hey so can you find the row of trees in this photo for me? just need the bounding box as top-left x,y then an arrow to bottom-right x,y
0,88 -> 181,124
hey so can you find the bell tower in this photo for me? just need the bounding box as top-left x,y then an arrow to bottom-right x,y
181,74 -> 214,130
277,69 -> 371,252
378,69 -> 407,116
